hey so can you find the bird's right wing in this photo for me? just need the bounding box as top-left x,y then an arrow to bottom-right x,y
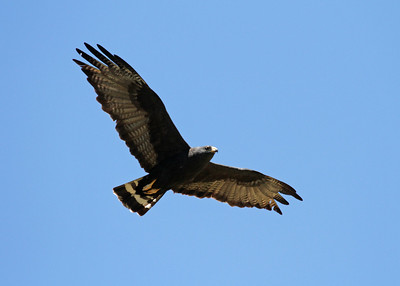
74,43 -> 190,172
173,163 -> 302,214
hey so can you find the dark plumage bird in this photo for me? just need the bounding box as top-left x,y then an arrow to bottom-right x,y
74,43 -> 302,216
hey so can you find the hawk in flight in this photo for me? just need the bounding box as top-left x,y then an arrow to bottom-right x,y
74,43 -> 302,216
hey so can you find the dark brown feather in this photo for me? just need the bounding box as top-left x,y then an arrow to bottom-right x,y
74,44 -> 190,172
173,163 -> 302,214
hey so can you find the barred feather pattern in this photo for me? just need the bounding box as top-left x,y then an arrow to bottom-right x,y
173,163 -> 302,215
74,43 -> 189,172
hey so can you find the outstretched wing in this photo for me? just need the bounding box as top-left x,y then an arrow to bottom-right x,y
74,43 -> 190,172
173,163 -> 302,214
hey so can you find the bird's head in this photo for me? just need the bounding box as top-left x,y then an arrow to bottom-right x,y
189,146 -> 218,160
203,145 -> 218,154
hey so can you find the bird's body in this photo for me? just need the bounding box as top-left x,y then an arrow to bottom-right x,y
74,43 -> 302,216
113,146 -> 218,215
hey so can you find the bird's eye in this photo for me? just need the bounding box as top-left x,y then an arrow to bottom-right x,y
205,146 -> 211,151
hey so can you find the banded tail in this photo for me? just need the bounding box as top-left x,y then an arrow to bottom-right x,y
113,176 -> 165,216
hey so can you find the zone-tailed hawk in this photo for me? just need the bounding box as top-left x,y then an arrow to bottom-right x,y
74,43 -> 302,216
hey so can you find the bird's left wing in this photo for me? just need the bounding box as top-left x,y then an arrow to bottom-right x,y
173,163 -> 302,214
73,43 -> 190,172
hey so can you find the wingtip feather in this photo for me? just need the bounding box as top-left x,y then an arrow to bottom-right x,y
273,206 -> 283,215
96,44 -> 114,59
76,48 -> 83,55
84,42 -> 94,51
293,193 -> 303,201
72,59 -> 86,66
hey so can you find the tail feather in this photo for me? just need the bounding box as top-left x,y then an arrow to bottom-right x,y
113,176 -> 165,216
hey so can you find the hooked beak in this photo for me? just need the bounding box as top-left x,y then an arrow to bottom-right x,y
211,146 -> 218,153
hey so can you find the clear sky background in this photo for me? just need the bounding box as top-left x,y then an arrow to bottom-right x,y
1,1 -> 399,285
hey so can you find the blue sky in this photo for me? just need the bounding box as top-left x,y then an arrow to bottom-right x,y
1,1 -> 399,285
